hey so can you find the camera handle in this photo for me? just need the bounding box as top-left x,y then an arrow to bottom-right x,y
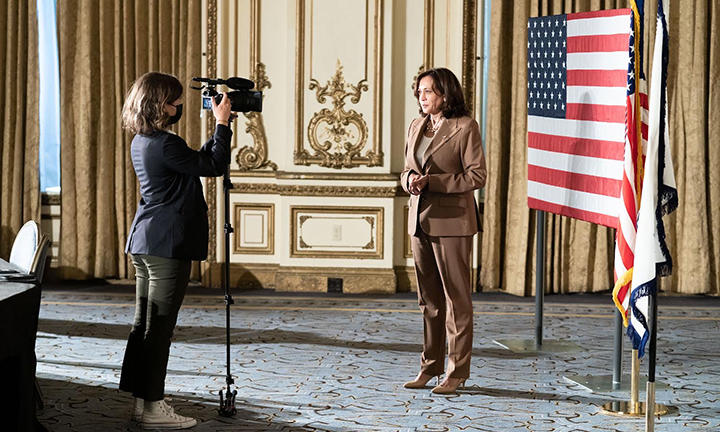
218,128 -> 238,417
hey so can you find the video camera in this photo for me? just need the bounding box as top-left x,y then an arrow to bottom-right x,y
191,77 -> 262,113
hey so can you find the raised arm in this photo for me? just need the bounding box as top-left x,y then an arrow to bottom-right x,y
162,125 -> 232,177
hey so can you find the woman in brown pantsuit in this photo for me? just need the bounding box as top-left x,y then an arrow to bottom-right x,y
401,68 -> 486,394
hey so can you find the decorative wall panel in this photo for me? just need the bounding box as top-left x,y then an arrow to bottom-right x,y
291,206 -> 383,258
236,0 -> 277,172
233,203 -> 275,254
294,0 -> 384,168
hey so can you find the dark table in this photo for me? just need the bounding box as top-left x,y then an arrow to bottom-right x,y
0,259 -> 41,431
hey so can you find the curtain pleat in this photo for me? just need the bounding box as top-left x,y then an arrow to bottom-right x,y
58,0 -> 202,279
481,0 -> 720,295
0,0 -> 40,258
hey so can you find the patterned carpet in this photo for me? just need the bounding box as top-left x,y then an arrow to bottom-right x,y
33,284 -> 720,431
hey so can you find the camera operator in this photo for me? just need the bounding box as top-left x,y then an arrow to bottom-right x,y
119,71 -> 233,429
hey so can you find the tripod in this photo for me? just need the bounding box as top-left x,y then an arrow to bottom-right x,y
218,164 -> 237,416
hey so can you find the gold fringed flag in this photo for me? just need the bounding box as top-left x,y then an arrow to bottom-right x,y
627,0 -> 677,357
612,0 -> 649,331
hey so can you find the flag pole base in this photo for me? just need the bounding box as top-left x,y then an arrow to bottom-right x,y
600,401 -> 669,417
563,374 -> 669,393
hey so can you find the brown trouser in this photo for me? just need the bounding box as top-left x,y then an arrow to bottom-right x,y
411,231 -> 473,379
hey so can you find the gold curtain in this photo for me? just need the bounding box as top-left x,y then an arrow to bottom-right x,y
660,0 -> 720,294
57,0 -> 203,279
0,0 -> 40,258
481,0 -> 720,295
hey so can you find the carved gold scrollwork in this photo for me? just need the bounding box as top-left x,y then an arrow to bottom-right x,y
362,216 -> 375,250
302,61 -> 374,169
237,62 -> 278,171
298,215 -> 311,248
411,64 -> 425,92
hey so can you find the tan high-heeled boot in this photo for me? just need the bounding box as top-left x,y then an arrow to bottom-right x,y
403,373 -> 439,389
431,377 -> 466,394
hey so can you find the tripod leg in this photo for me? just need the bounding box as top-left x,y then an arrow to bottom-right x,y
217,166 -> 237,417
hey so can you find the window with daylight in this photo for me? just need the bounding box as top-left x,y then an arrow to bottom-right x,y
37,0 -> 61,193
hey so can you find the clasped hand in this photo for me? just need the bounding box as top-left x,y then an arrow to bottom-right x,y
408,173 -> 429,195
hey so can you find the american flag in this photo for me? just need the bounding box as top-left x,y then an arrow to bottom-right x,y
527,8 -> 649,329
527,8 -> 644,231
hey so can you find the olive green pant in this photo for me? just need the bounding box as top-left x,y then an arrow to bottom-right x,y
119,254 -> 190,401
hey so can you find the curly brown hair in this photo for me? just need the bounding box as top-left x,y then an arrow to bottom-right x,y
413,68 -> 469,118
121,72 -> 183,135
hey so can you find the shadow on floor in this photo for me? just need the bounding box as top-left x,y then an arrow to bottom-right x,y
38,318 -> 537,360
35,376 -> 345,432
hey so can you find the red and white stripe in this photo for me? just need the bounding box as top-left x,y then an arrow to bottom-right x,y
614,81 -> 649,319
528,9 -> 633,229
612,3 -> 649,322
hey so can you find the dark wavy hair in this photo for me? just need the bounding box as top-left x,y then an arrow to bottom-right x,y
413,67 -> 469,118
121,72 -> 183,135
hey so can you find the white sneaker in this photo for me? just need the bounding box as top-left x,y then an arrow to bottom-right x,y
141,400 -> 197,430
131,397 -> 144,422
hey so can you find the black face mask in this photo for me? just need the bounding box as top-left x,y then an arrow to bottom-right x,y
168,103 -> 183,125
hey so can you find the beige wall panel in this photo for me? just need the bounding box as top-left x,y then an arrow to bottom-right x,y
310,0 -> 367,83
433,0 -> 463,76
228,192 -> 280,264
259,0 -> 292,170
400,1 -> 427,167
277,195 -> 394,268
233,203 -> 275,254
291,206 -> 383,258
295,0 -> 385,171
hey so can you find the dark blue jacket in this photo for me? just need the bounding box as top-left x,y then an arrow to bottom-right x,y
125,125 -> 232,260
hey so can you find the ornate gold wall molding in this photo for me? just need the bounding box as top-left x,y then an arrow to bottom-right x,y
423,0 -> 434,69
275,266 -> 396,293
233,203 -> 274,254
300,61 -> 371,168
206,0 -> 218,265
167,261 -> 399,293
411,64 -> 424,92
462,0 -> 477,115
294,0 -> 384,169
394,265 -> 418,292
294,0 -> 306,170
204,262 -> 279,289
230,183 -> 404,197
278,171 -> 399,181
238,62 -> 277,172
290,206 -> 384,258
236,0 -> 277,172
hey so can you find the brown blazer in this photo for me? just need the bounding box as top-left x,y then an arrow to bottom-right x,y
401,115 -> 487,237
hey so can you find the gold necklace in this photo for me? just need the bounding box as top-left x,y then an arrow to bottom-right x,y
427,117 -> 442,134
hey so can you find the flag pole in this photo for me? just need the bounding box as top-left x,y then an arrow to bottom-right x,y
645,289 -> 658,430
493,209 -> 579,354
535,210 -> 545,347
612,310 -> 623,390
631,348 -> 640,414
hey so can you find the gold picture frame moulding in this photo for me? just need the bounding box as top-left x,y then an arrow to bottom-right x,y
233,203 -> 275,255
290,205 -> 384,259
